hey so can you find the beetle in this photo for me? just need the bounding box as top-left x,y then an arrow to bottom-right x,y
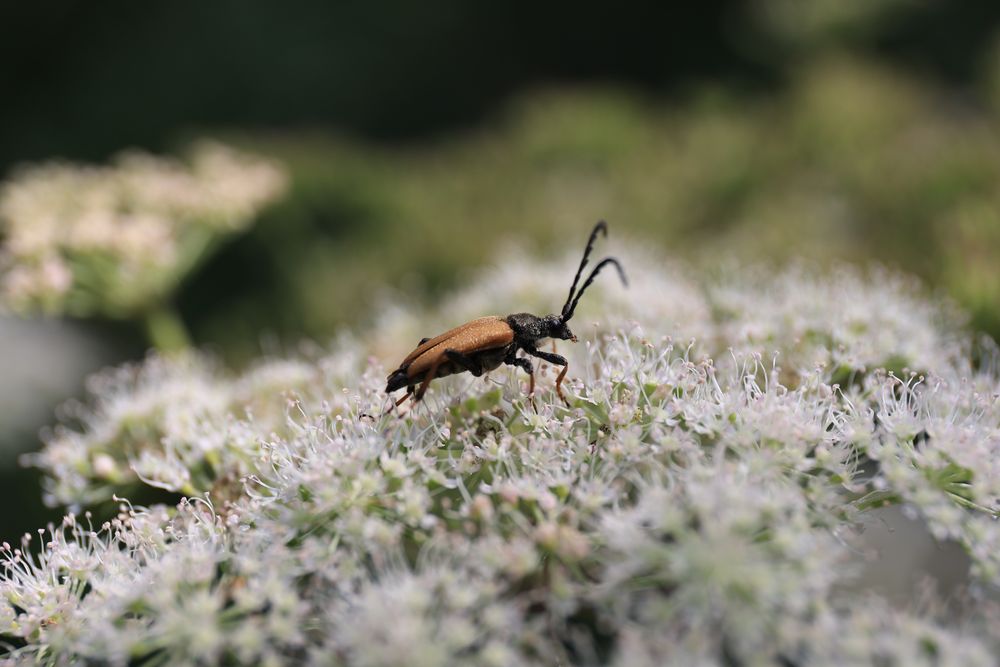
385,221 -> 627,408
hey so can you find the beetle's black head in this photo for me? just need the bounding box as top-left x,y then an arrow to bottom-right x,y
507,312 -> 576,344
559,221 -> 628,324
543,314 -> 577,342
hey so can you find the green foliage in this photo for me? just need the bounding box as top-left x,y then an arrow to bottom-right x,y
202,54 -> 1000,361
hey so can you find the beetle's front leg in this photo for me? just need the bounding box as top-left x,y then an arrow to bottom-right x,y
523,346 -> 570,405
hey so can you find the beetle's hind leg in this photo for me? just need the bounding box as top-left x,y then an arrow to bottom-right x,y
411,349 -> 477,404
414,355 -> 450,402
395,387 -> 415,407
378,385 -> 414,417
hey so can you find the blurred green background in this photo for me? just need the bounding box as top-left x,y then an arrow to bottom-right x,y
2,0 -> 1000,541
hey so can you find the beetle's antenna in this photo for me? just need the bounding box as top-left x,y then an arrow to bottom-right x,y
561,257 -> 627,323
561,221 -> 608,320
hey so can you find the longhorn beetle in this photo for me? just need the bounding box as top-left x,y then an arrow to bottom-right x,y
385,221 -> 627,408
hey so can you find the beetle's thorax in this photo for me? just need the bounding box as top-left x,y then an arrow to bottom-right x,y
505,312 -> 576,345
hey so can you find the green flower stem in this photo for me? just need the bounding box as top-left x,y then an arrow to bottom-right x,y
853,489 -> 902,512
142,303 -> 192,353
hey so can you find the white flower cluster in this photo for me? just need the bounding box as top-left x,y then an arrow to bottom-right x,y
373,247 -> 963,379
5,252 -> 1000,665
27,353 -> 324,507
0,142 -> 287,317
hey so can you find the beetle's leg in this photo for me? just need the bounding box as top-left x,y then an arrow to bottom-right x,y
379,386 -> 413,417
444,349 -> 484,376
554,364 -> 569,404
506,356 -> 535,396
414,357 -> 448,402
517,357 -> 538,411
523,348 -> 570,405
394,388 -> 414,407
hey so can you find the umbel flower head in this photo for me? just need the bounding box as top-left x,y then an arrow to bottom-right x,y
0,141 -> 287,319
4,249 -> 1000,665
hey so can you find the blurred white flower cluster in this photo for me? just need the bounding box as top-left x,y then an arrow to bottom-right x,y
0,142 -> 286,318
4,250 -> 1000,665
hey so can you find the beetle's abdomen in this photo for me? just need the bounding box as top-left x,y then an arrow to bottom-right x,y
385,316 -> 515,394
404,320 -> 513,376
385,369 -> 411,394
399,317 -> 508,365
